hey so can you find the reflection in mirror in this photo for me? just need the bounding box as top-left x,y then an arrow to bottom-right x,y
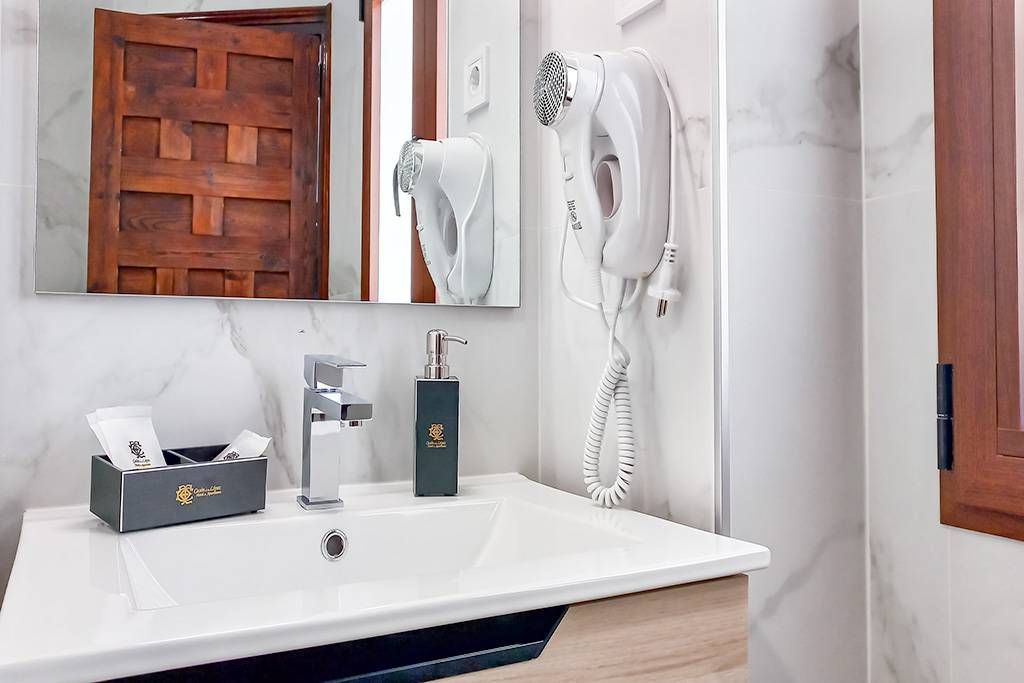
34,0 -> 520,306
1018,0 -> 1024,410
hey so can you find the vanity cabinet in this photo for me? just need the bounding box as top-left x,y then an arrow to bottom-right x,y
452,576 -> 748,682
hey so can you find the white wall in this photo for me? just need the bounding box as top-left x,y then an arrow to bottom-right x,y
0,0 -> 539,600
862,1 -> 1024,681
535,0 -> 718,532
726,1 -> 866,681
33,0 -> 366,300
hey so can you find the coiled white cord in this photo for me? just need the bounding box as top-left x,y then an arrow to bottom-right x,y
583,282 -> 636,507
559,214 -> 638,507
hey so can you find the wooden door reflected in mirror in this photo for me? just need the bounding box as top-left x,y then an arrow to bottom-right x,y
88,9 -> 325,299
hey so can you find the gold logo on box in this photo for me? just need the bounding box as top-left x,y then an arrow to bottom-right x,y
175,483 -> 223,506
175,484 -> 195,506
427,423 -> 446,449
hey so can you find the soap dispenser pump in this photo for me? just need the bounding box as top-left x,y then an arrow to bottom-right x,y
415,330 -> 467,496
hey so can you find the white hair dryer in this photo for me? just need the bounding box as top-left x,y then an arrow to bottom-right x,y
535,49 -> 680,508
533,50 -> 670,284
395,135 -> 495,304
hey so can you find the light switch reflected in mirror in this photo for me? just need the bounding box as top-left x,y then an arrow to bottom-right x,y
33,0 -> 521,306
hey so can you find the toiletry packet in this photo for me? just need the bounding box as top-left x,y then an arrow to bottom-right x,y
87,406 -> 166,470
214,430 -> 272,461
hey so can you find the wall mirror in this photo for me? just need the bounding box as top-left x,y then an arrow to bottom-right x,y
34,0 -> 520,306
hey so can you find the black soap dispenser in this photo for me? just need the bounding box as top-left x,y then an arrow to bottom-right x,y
415,329 -> 467,496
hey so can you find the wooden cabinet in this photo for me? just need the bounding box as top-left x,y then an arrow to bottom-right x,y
452,576 -> 749,682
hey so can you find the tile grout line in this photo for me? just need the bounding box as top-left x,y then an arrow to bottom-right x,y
858,2 -> 872,678
946,530 -> 953,682
864,188 -> 934,203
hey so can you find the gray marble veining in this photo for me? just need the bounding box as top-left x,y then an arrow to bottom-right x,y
726,1 -> 866,682
870,539 -> 944,683
729,26 -> 861,158
864,113 -> 934,191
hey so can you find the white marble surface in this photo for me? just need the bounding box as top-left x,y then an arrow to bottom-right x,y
534,0 -> 717,531
864,190 -> 948,683
727,2 -> 861,202
726,0 -> 866,681
0,0 -> 541,600
861,0 -> 935,200
863,0 -> 1024,681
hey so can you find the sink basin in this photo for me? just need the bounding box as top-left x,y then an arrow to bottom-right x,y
0,473 -> 769,683
121,495 -> 640,610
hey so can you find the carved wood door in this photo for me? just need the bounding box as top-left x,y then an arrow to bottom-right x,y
87,9 -> 322,299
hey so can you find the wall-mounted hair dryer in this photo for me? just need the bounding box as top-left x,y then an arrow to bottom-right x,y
395,135 -> 495,304
534,50 -> 670,284
534,48 -> 681,509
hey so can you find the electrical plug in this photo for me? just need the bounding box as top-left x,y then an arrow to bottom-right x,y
647,242 -> 682,318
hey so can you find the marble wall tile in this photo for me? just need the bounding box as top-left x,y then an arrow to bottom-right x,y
860,0 -> 935,199
535,0 -> 717,531
860,1 -> 953,682
727,188 -> 865,683
864,190 -> 949,683
726,1 -> 866,681
727,1 -> 862,201
948,531 -> 1024,682
0,0 -> 539,600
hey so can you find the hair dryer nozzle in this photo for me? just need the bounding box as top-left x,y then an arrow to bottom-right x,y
533,51 -> 572,127
397,139 -> 424,193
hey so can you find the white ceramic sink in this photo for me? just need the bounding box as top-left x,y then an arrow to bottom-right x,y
121,494 -> 643,610
0,474 -> 769,683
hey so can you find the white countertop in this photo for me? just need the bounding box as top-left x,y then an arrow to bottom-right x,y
0,474 -> 769,683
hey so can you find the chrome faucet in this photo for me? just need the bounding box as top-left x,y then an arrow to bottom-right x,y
298,355 -> 373,510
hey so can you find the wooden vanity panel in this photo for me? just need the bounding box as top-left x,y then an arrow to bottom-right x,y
452,575 -> 749,682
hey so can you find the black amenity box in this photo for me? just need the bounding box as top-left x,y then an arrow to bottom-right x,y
89,444 -> 267,532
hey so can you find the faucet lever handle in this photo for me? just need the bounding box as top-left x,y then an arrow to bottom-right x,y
304,354 -> 366,389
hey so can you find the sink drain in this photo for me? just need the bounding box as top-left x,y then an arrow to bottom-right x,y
321,529 -> 348,561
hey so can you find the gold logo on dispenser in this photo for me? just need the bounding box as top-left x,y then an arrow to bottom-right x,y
175,483 -> 223,506
427,423 -> 446,449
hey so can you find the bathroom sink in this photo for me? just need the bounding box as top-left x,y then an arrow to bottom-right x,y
0,474 -> 769,682
120,494 -> 642,610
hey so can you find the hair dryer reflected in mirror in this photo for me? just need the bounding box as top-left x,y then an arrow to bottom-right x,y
394,135 -> 495,305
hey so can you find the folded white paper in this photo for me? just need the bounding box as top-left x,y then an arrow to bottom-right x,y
214,430 -> 272,461
87,406 -> 166,470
